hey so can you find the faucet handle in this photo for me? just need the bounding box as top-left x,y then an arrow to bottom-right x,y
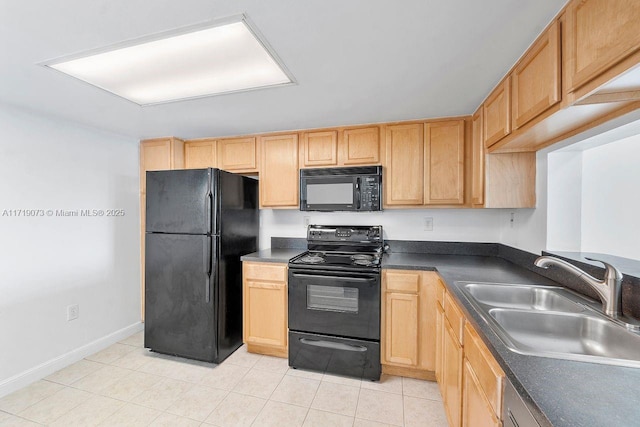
584,257 -> 623,281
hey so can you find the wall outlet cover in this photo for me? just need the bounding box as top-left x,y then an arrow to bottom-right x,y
67,304 -> 79,321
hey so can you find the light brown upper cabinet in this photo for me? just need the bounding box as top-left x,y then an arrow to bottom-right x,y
260,133 -> 299,208
483,78 -> 511,148
340,126 -> 381,165
512,21 -> 561,129
140,137 -> 184,193
184,139 -> 216,169
424,120 -> 465,205
300,130 -> 338,167
565,0 -> 640,95
217,137 -> 259,173
300,127 -> 381,168
384,123 -> 424,206
471,109 -> 485,206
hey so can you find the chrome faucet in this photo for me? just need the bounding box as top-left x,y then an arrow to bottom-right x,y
534,256 -> 624,317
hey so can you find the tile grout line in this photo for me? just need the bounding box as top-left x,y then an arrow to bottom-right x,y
250,363 -> 295,427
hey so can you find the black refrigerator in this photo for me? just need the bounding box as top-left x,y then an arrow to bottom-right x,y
144,168 -> 258,363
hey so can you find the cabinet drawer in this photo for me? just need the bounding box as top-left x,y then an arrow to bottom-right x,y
384,270 -> 420,293
243,262 -> 287,282
444,292 -> 465,345
464,322 -> 505,416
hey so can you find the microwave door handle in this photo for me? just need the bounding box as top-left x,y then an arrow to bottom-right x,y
356,177 -> 361,210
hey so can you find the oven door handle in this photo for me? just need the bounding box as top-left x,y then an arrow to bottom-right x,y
299,338 -> 368,352
291,272 -> 376,282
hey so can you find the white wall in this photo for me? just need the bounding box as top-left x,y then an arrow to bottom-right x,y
0,105 -> 141,395
581,134 -> 640,260
546,151 -> 583,252
509,129 -> 640,261
260,208 -> 510,250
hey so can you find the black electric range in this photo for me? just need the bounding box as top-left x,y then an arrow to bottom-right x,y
288,225 -> 383,381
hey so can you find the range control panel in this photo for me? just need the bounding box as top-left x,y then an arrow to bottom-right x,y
307,225 -> 382,242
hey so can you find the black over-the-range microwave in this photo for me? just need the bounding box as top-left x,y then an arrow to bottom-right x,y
299,166 -> 382,211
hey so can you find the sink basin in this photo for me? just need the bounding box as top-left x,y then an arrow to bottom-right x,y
462,283 -> 584,312
456,282 -> 640,368
488,309 -> 640,367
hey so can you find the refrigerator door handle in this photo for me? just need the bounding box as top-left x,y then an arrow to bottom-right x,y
205,192 -> 212,235
203,236 -> 212,303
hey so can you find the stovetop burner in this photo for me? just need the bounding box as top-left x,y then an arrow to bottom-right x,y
351,254 -> 374,261
353,258 -> 375,266
290,250 -> 380,270
299,254 -> 325,264
289,225 -> 384,272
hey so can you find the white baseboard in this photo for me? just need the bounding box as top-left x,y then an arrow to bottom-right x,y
0,322 -> 143,398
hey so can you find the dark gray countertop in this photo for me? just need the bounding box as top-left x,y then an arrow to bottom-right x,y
240,248 -> 303,263
384,253 -> 640,427
242,247 -> 640,426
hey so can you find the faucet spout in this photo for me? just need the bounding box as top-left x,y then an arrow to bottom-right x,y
534,256 -> 623,317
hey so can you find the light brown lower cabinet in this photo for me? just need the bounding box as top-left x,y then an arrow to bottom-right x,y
381,269 -> 438,380
242,262 -> 288,358
435,302 -> 444,383
443,317 -> 464,427
462,360 -> 501,427
436,285 -> 505,427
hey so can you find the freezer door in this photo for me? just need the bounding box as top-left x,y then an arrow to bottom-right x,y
146,169 -> 214,234
145,233 -> 218,362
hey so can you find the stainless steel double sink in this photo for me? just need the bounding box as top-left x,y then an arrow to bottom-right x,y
457,283 -> 640,368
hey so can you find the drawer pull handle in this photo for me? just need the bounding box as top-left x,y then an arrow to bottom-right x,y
299,338 -> 367,352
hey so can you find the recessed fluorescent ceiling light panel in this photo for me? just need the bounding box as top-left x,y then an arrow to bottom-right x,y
46,17 -> 294,105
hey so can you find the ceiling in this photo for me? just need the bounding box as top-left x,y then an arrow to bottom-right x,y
0,0 -> 568,140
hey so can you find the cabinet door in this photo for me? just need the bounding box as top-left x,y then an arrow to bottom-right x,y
435,302 -> 444,388
566,0 -> 640,92
424,120 -> 465,205
471,109 -> 485,206
443,319 -> 463,427
185,139 -> 216,169
341,127 -> 381,165
384,124 -> 424,206
462,360 -> 501,427
260,134 -> 299,208
301,130 -> 338,167
483,78 -> 511,148
244,280 -> 287,350
384,292 -> 419,367
218,137 -> 258,172
512,21 -> 561,129
140,139 -> 171,193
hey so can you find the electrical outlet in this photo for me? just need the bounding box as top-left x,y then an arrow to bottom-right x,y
67,304 -> 79,321
424,217 -> 433,231
303,216 -> 310,228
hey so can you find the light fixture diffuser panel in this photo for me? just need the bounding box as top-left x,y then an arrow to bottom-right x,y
47,19 -> 293,105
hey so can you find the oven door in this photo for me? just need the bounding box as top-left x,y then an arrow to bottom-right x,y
288,268 -> 380,340
300,175 -> 358,211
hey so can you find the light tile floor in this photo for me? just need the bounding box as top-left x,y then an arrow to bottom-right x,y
0,332 -> 447,426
